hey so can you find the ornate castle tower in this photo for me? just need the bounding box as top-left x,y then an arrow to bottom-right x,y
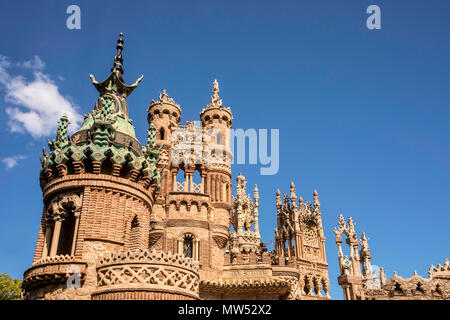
200,174 -> 292,300
23,33 -> 340,301
22,34 -> 199,300
270,183 -> 331,299
145,79 -> 233,287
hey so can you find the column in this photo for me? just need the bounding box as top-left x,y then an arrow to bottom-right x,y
42,222 -> 54,259
49,216 -> 63,256
286,238 -> 291,258
295,234 -> 301,258
337,242 -> 344,273
321,239 -> 327,263
184,173 -> 189,192
70,213 -> 81,256
222,180 -> 226,202
193,239 -> 200,261
254,208 -> 260,234
215,176 -> 220,201
211,175 -> 215,201
201,174 -> 206,193
178,239 -> 183,255
349,243 -> 359,276
172,170 -> 177,191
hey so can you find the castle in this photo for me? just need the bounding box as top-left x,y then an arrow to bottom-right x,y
22,34 -> 448,300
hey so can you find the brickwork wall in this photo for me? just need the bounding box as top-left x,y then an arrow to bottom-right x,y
25,173 -> 155,299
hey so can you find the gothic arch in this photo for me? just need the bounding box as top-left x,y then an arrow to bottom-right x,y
177,232 -> 199,261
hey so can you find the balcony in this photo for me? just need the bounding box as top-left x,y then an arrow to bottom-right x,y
22,255 -> 87,289
92,249 -> 200,300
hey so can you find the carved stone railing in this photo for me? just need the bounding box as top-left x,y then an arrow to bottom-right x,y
92,249 -> 200,300
22,255 -> 87,290
230,230 -> 261,246
364,272 -> 449,300
192,182 -> 201,193
175,181 -> 185,192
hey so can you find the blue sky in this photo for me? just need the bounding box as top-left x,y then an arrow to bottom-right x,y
0,0 -> 449,299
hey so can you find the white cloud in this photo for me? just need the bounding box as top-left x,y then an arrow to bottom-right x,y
0,55 -> 83,139
16,55 -> 45,71
1,155 -> 26,170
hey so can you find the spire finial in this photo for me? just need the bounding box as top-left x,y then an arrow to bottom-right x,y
111,32 -> 124,81
254,184 -> 259,204
208,79 -> 223,108
276,189 -> 281,207
55,114 -> 69,149
213,79 -> 219,95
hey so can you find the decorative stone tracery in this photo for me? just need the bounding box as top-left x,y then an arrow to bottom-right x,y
94,249 -> 199,300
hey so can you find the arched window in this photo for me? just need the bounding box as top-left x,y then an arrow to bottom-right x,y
129,215 -> 140,250
44,192 -> 82,258
183,234 -> 194,258
178,233 -> 199,260
56,211 -> 76,256
159,127 -> 165,140
192,170 -> 202,193
174,169 -> 186,192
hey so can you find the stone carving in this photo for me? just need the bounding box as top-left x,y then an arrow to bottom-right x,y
303,228 -> 319,248
207,79 -> 223,109
229,174 -> 261,264
96,249 -> 199,299
39,33 -> 160,190
47,191 -> 83,221
335,215 -> 449,300
149,89 -> 181,110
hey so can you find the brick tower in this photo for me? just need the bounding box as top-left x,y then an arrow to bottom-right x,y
147,78 -> 233,285
23,33 -> 334,300
22,33 -> 199,300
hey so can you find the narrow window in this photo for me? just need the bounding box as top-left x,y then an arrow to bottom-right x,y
183,235 -> 193,258
129,215 -> 140,250
56,211 -> 76,256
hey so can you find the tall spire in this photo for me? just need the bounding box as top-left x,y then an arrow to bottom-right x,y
89,32 -> 143,99
111,32 -> 124,82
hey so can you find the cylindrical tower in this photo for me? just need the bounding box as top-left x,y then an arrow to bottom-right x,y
198,80 -> 233,280
147,89 -> 181,145
22,34 -> 196,300
146,90 -> 181,205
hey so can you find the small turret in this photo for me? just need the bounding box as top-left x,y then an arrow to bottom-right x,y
147,89 -> 181,144
200,80 -> 233,147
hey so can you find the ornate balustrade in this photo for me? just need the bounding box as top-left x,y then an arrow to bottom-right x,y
92,249 -> 200,300
192,182 -> 201,193
175,181 -> 185,192
173,181 -> 202,193
22,255 -> 87,289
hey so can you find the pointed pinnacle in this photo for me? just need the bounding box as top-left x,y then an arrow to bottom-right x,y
111,32 -> 124,80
